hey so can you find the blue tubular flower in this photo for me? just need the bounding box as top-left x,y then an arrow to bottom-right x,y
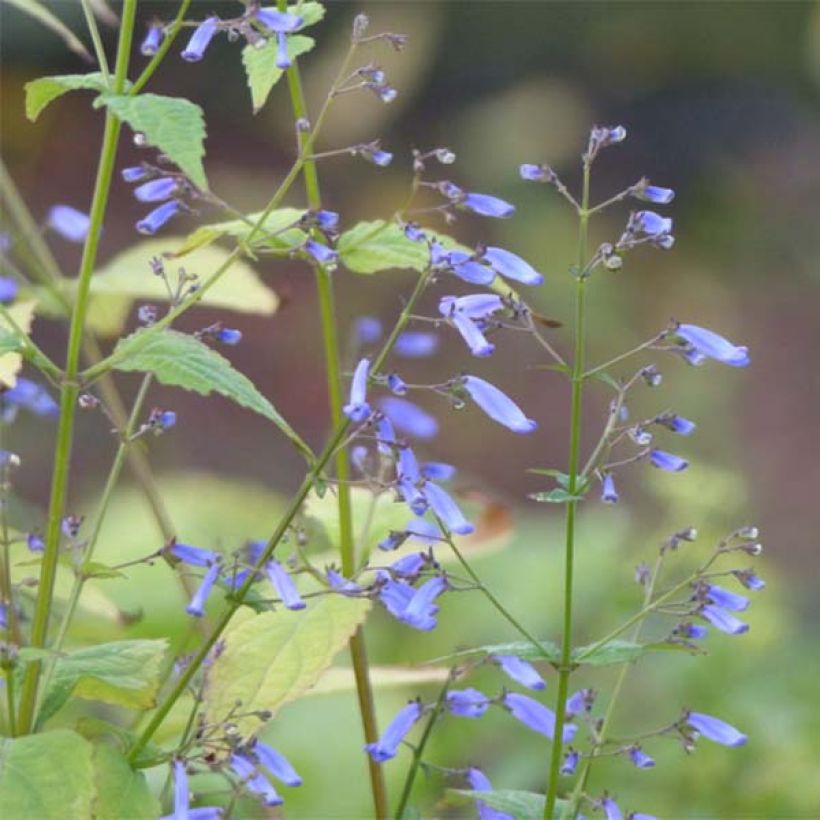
376,416 -> 397,455
169,542 -> 219,566
400,575 -> 448,630
461,376 -> 537,434
229,753 -> 282,805
378,577 -> 415,619
380,397 -> 438,439
327,568 -> 361,594
423,481 -> 474,535
0,277 -> 19,304
158,410 -> 177,429
394,331 -> 439,358
136,200 -> 182,235
252,740 -> 302,787
387,373 -> 407,395
564,689 -> 591,717
677,622 -> 709,639
734,569 -> 765,591
255,7 -> 303,32
633,210 -> 672,236
465,768 -> 514,820
356,316 -> 383,344
48,205 -> 90,243
686,711 -> 747,747
26,533 -> 44,552
265,559 -> 306,610
502,693 -> 577,742
2,378 -> 59,419
439,294 -> 505,319
275,32 -> 290,69
628,746 -> 655,768
121,166 -> 150,183
482,247 -> 543,286
304,238 -> 338,265
216,328 -> 242,345
657,414 -> 696,435
390,552 -> 426,579
365,701 -> 423,762
700,604 -> 749,635
314,209 -> 339,232
675,324 -> 750,367
561,749 -> 580,775
601,473 -> 619,503
172,760 -> 189,817
449,310 -> 495,357
442,250 -> 496,286
186,561 -> 222,617
649,449 -> 688,472
601,796 -> 624,820
492,655 -> 546,691
706,584 -> 750,612
405,517 -> 441,544
421,462 -> 456,482
633,182 -> 675,205
181,16 -> 219,62
140,22 -> 164,57
519,163 -> 552,182
460,193 -> 515,218
133,177 -> 178,202
446,687 -> 490,718
343,358 -> 371,423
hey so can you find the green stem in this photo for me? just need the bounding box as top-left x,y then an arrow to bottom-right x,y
544,159 -> 591,819
0,424 -> 21,648
80,0 -> 111,85
4,668 -> 16,737
15,0 -> 138,735
283,47 -> 388,817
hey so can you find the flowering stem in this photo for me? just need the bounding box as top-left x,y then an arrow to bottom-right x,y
582,332 -> 666,380
283,46 -> 389,817
15,0 -> 138,736
544,157 -> 591,819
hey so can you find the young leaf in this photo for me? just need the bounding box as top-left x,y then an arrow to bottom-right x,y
111,330 -> 312,459
449,789 -> 569,820
338,220 -> 431,274
95,93 -> 208,189
24,72 -> 117,121
292,1 -> 326,27
203,595 -> 371,736
0,730 -> 95,818
573,638 -> 699,666
242,35 -> 315,114
37,639 -> 168,725
91,744 -> 159,820
427,639 -> 562,665
527,488 -> 586,503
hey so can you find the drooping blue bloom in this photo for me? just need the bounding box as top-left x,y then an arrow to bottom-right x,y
389,552 -> 426,579
343,358 -> 371,423
502,692 -> 577,742
633,183 -> 675,205
1,378 -> 59,420
121,165 -> 150,183
376,414 -> 397,454
379,530 -> 408,552
365,701 -> 423,762
460,193 -> 515,218
394,331 -> 439,358
449,310 -> 495,357
181,16 -> 220,62
465,768 -> 514,820
561,749 -> 580,775
48,205 -> 90,243
229,753 -> 282,805
446,687 -> 490,718
159,411 -> 177,429
252,740 -> 302,787
700,604 -> 749,635
649,449 -> 688,472
0,277 -> 19,304
492,655 -> 546,690
482,247 -> 543,286
216,328 -> 242,345
404,222 -> 425,242
565,689 -> 591,717
397,445 -> 422,483
358,143 -> 393,167
734,569 -> 765,591
601,796 -> 624,820
440,249 -> 496,286
594,124 -> 627,145
304,238 -> 338,265
265,559 -> 306,610
399,575 -> 448,630
628,746 -> 655,768
169,542 -> 219,567
140,22 -> 164,57
423,481 -> 474,535
633,210 -> 673,236
378,577 -> 415,619
657,414 -> 696,435
186,560 -> 222,617
421,462 -> 456,482
601,473 -> 619,503
133,177 -> 178,202
706,584 -> 750,612
26,533 -> 44,552
629,814 -> 659,820
519,163 -> 553,182
439,294 -> 504,319
327,568 -> 361,594
387,373 -> 407,395
677,622 -> 709,640
675,324 -> 750,367
136,200 -> 182,235
274,32 -> 290,69
461,376 -> 537,434
255,7 -> 303,32
405,517 -> 441,544
314,209 -> 340,232
686,711 -> 747,747
356,316 -> 383,344
380,397 -> 438,439
172,760 -> 189,818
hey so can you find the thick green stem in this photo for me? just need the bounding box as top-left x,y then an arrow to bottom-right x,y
283,51 -> 388,817
15,0 -> 138,735
544,160 -> 591,819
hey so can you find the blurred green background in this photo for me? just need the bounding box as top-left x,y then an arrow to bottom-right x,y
2,1 -> 819,817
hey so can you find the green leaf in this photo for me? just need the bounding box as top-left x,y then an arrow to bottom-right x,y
242,35 -> 315,114
91,744 -> 159,820
292,1 -> 326,27
0,300 -> 37,388
450,789 -> 569,819
111,330 -> 311,459
81,561 -> 126,580
24,72 -> 118,121
173,208 -> 307,257
96,93 -> 208,188
38,639 -> 168,725
528,488 -> 586,503
0,330 -> 24,356
590,370 -> 622,391
203,594 -> 371,736
338,220 -> 431,274
0,730 -> 95,819
427,639 -> 561,665
573,638 -> 699,666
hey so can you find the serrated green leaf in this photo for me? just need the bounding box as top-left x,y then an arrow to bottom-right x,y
338,220 -> 431,274
242,35 -> 315,113
96,93 -> 207,188
38,639 -> 168,725
0,730 -> 95,819
528,488 -> 586,503
292,1 -> 326,27
450,789 -> 568,819
203,594 -> 371,735
24,72 -> 114,121
91,744 -> 159,820
173,208 -> 307,257
427,639 -> 561,665
573,638 -> 699,666
111,330 -> 311,459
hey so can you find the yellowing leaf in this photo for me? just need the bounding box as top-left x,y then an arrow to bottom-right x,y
0,300 -> 36,388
